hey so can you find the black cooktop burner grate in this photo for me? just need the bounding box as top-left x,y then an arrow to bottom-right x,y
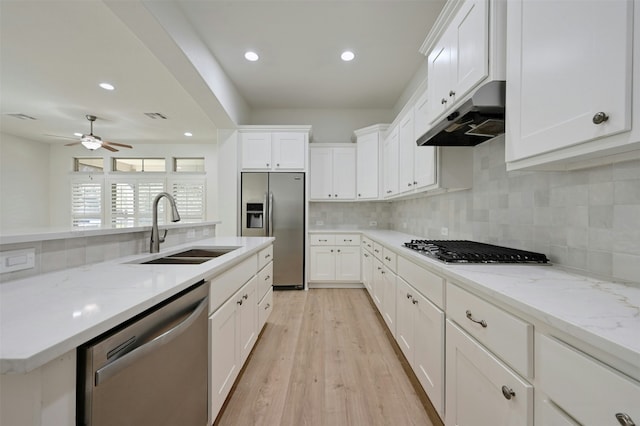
403,240 -> 549,264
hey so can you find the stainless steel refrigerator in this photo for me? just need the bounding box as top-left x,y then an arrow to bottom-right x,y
241,172 -> 305,289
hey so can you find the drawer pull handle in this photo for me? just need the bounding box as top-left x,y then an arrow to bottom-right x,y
237,299 -> 243,306
374,249 -> 380,253
501,386 -> 515,400
364,253 -> 369,258
265,303 -> 271,310
344,239 -> 352,242
243,294 -> 248,300
412,299 -> 418,305
319,239 -> 328,242
616,413 -> 636,426
466,310 -> 487,328
406,293 -> 412,299
265,253 -> 271,259
264,275 -> 271,281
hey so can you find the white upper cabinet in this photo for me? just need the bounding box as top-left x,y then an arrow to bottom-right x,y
383,126 -> 399,198
426,0 -> 491,123
309,144 -> 356,201
398,110 -> 416,193
355,125 -> 387,200
506,0 -> 638,170
239,127 -> 310,171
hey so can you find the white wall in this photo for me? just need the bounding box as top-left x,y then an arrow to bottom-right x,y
0,133 -> 51,231
249,108 -> 394,143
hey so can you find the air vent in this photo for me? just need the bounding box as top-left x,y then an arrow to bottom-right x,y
144,112 -> 168,120
4,113 -> 37,120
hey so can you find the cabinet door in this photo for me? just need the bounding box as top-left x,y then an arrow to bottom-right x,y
413,290 -> 445,418
413,146 -> 436,189
209,296 -> 240,419
335,246 -> 360,281
309,147 -> 333,200
398,111 -> 415,193
332,147 -> 356,199
356,133 -> 379,199
241,133 -> 272,170
446,320 -> 533,426
372,259 -> 384,310
381,266 -> 397,336
506,0 -> 633,162
238,276 -> 258,364
451,0 -> 489,100
413,87 -> 430,139
427,29 -> 453,122
383,127 -> 399,197
362,250 -> 374,294
310,246 -> 336,281
272,132 -> 305,170
395,278 -> 415,362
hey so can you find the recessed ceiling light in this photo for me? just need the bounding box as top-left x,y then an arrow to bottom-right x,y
99,82 -> 115,91
184,132 -> 193,137
244,51 -> 259,62
341,50 -> 355,62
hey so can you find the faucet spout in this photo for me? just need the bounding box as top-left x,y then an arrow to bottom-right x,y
150,192 -> 181,253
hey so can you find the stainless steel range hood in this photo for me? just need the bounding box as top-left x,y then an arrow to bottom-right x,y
416,80 -> 506,147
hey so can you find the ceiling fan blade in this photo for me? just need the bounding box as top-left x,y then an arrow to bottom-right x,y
64,142 -> 81,146
104,141 -> 133,149
102,145 -> 118,152
45,134 -> 77,141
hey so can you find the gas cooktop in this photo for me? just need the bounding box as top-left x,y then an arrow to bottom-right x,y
403,240 -> 549,264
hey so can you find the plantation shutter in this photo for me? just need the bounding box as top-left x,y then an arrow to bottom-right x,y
171,179 -> 206,223
71,180 -> 103,228
109,179 -> 165,227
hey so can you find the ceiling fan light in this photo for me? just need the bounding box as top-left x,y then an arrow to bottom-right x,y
81,135 -> 102,150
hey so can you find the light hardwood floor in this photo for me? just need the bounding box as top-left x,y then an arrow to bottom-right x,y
215,289 -> 442,426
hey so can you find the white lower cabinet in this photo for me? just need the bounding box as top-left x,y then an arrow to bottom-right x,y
380,265 -> 397,336
208,246 -> 273,423
361,247 -> 374,295
396,278 -> 445,417
372,258 -> 384,310
535,333 -> 640,426
446,320 -> 534,426
309,234 -> 361,284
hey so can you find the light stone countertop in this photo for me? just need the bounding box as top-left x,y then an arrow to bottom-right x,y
0,236 -> 273,374
360,230 -> 640,380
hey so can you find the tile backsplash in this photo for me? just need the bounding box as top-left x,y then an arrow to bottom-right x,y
309,202 -> 392,230
390,137 -> 640,283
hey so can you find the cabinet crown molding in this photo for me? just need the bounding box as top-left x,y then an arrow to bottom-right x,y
419,0 -> 465,55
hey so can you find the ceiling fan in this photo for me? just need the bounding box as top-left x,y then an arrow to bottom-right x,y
64,115 -> 133,152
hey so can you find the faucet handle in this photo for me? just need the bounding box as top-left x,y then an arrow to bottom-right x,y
159,229 -> 168,243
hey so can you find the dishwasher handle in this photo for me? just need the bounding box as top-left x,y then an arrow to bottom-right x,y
95,297 -> 208,386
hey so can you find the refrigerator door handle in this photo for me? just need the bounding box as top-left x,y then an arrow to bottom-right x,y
268,191 -> 274,237
263,192 -> 268,235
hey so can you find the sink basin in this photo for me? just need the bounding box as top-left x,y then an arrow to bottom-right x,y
130,246 -> 240,265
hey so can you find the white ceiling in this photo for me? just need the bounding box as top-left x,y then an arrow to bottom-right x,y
0,0 -> 445,146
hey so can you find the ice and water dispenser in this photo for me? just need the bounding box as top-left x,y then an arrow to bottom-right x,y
246,202 -> 264,229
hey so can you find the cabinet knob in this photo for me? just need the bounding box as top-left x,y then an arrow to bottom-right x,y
407,182 -> 412,187
265,275 -> 270,281
592,112 -> 609,124
412,299 -> 418,305
337,249 -> 341,253
413,181 -> 417,185
358,193 -> 361,197
265,303 -> 271,310
406,293 -> 412,299
334,194 -> 338,197
466,310 -> 488,328
616,413 -> 636,426
243,294 -> 248,300
441,98 -> 447,105
237,299 -> 243,306
501,386 -> 515,400
449,90 -> 456,97
266,163 -> 270,167
328,194 -> 332,197
276,163 -> 280,167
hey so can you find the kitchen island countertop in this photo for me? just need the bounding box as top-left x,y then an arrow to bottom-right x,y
0,236 -> 273,374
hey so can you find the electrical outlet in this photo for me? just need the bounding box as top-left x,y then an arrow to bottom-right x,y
369,221 -> 377,227
440,227 -> 449,236
187,229 -> 196,239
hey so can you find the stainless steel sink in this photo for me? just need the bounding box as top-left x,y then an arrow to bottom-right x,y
131,246 -> 240,265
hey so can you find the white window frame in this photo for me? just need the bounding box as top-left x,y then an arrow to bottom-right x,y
70,174 -> 105,228
168,175 -> 207,224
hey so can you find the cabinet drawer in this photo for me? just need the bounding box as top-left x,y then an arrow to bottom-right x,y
257,261 -> 273,301
210,254 -> 258,314
258,245 -> 273,270
310,234 -> 335,245
447,283 -> 533,377
397,256 -> 444,308
362,237 -> 373,252
372,242 -> 383,260
335,234 -> 360,246
537,333 -> 640,426
382,248 -> 397,272
258,287 -> 273,331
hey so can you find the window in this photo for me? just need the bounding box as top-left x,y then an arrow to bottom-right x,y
109,179 -> 165,227
113,158 -> 166,172
71,178 -> 103,228
170,179 -> 206,223
174,158 -> 205,172
74,158 -> 103,172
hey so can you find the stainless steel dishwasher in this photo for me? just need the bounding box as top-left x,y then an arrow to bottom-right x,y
78,281 -> 209,426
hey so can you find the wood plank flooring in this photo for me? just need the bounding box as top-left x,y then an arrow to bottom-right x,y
214,289 -> 441,426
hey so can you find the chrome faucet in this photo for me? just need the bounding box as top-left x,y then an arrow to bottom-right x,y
150,192 -> 181,253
